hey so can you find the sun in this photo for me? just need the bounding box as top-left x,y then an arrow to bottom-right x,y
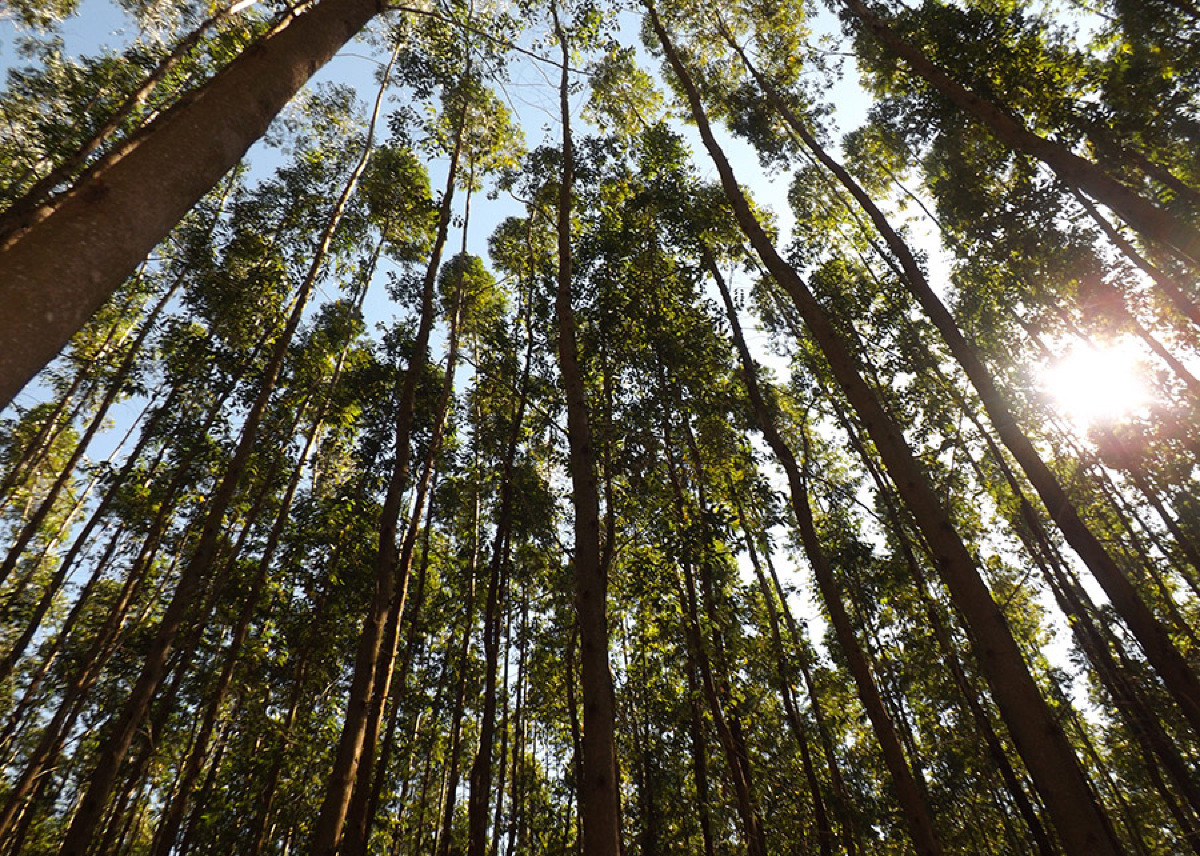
1042,338 -> 1151,429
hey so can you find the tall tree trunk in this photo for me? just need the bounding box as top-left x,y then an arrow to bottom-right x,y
307,73 -> 467,856
836,0 -> 1200,265
550,7 -> 621,856
648,10 -> 1123,849
467,283 -> 535,856
0,0 -> 383,408
728,37 -> 1200,740
657,410 -> 769,856
148,401 -> 325,856
828,394 -> 1061,856
648,10 -> 1126,854
710,251 -> 943,855
55,103 -> 368,851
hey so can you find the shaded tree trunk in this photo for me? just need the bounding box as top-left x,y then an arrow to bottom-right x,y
551,7 -> 621,856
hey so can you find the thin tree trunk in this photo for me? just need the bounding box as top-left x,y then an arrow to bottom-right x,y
734,495 -> 836,856
829,393 -> 1061,856
466,284 -> 535,856
1070,189 -> 1200,329
837,0 -> 1200,265
307,70 -> 467,856
711,251 -> 944,854
551,7 -> 620,856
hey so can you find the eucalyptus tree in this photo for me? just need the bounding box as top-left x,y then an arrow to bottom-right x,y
543,4 -> 623,854
642,6 -> 1133,855
32,74 -> 393,854
308,8 -> 527,849
0,0 -> 387,409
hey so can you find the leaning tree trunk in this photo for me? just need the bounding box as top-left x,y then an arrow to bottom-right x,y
54,105 -> 369,852
306,80 -> 467,856
837,0 -> 1200,266
0,0 -> 383,409
710,254 -> 943,856
728,38 -> 1200,741
645,9 -> 1123,856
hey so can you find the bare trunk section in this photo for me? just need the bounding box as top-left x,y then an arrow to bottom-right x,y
645,9 -> 1122,855
0,1 -> 257,233
551,7 -> 621,856
0,0 -> 382,408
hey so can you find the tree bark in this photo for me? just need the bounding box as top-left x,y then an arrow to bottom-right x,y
551,7 -> 621,856
645,10 -> 1122,855
0,0 -> 383,409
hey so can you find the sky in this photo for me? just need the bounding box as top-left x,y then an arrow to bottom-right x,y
0,0 -> 1130,706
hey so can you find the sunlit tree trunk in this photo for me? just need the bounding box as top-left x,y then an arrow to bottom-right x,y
0,0 -> 383,409
646,10 -> 1121,853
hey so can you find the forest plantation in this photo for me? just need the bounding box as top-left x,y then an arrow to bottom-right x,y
0,0 -> 1198,855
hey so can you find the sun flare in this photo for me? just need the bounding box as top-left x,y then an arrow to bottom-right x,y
1042,339 -> 1150,429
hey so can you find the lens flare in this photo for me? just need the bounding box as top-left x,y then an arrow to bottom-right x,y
1042,338 -> 1149,428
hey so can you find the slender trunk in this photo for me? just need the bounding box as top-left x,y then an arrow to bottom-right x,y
735,497 -> 835,856
732,38 -> 1200,740
246,581 -> 332,856
56,107 -> 364,851
657,412 -> 768,856
342,282 -> 463,856
0,386 -> 173,678
307,72 -> 467,856
148,412 -> 321,856
0,364 -> 87,506
466,275 -> 534,856
749,495 -> 860,856
837,0 -> 1200,265
0,0 -> 382,408
715,253 -> 944,853
436,549 -> 480,856
649,11 -> 1125,854
832,395 -> 1061,856
364,485 -> 440,848
551,7 -> 620,856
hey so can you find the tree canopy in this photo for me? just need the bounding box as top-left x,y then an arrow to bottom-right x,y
1,1 -> 1199,855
